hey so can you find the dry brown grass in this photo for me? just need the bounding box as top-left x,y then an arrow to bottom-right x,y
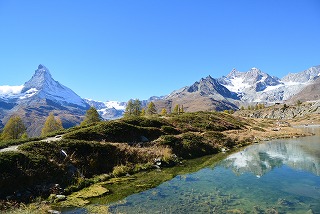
224,116 -> 313,143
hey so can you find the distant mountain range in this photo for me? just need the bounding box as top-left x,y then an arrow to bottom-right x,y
154,65 -> 320,112
0,64 -> 319,136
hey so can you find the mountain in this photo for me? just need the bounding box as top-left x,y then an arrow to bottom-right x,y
154,75 -> 239,112
0,65 -> 89,136
218,66 -> 320,104
282,65 -> 320,83
2,64 -> 318,134
219,67 -> 281,93
153,65 -> 320,113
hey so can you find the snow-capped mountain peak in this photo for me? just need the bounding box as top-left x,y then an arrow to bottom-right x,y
22,64 -> 57,93
0,65 -> 88,108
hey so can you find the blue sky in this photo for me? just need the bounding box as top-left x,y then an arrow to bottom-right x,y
0,0 -> 319,101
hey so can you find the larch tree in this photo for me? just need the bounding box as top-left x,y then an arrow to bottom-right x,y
140,108 -> 145,116
146,102 -> 157,116
81,107 -> 101,126
179,105 -> 184,114
41,112 -> 64,136
173,104 -> 180,114
1,115 -> 27,140
124,99 -> 134,117
160,108 -> 167,116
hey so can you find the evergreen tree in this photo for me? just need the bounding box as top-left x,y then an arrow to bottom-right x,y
146,102 -> 157,115
160,108 -> 167,116
81,107 -> 101,126
41,113 -> 64,136
133,99 -> 142,116
124,99 -> 142,117
1,115 -> 27,140
124,99 -> 134,117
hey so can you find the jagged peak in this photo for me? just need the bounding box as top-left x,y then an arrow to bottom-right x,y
248,67 -> 263,74
226,68 -> 241,78
34,64 -> 52,78
21,65 -> 56,93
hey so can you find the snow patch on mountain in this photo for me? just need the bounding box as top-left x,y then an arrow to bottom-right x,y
224,77 -> 250,92
105,101 -> 126,110
19,88 -> 38,99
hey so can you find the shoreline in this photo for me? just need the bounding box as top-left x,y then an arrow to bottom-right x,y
2,118 -> 318,213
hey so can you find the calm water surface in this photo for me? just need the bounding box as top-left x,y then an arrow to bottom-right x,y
107,135 -> 320,213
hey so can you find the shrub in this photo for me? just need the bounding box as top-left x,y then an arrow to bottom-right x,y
112,165 -> 131,177
64,121 -> 164,143
161,125 -> 180,135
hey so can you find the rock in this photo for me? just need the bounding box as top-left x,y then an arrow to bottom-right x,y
154,157 -> 162,166
55,194 -> 66,202
48,210 -> 61,214
140,136 -> 149,142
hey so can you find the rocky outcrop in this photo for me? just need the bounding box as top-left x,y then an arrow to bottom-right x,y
234,102 -> 320,120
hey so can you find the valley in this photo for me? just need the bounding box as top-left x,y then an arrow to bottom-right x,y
0,64 -> 320,213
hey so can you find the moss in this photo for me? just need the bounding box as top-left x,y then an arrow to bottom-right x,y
59,184 -> 112,210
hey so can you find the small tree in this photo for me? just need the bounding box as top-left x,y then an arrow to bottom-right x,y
124,99 -> 142,117
81,107 -> 101,126
173,104 -> 179,114
41,112 -> 64,136
179,105 -> 184,114
124,99 -> 134,117
160,108 -> 167,116
146,102 -> 157,116
141,108 -> 146,116
133,99 -> 142,116
1,115 -> 27,140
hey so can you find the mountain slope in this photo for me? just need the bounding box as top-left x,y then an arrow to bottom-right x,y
289,77 -> 320,103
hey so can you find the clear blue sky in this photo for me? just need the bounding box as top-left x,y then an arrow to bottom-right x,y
0,0 -> 319,101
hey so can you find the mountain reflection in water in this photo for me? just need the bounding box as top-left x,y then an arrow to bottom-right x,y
222,136 -> 320,177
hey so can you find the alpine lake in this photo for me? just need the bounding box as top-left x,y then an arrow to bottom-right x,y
64,126 -> 320,213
